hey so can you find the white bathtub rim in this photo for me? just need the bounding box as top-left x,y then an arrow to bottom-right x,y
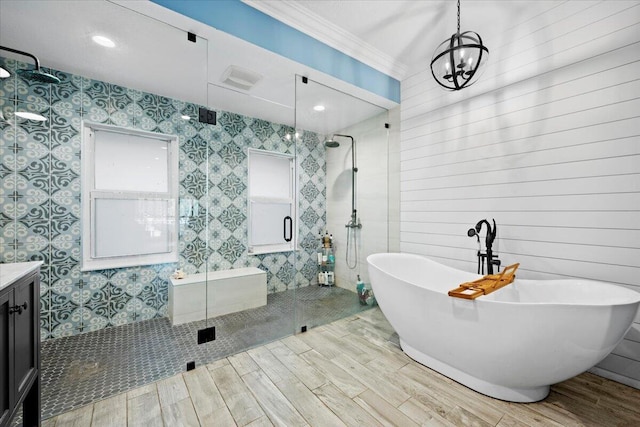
366,253 -> 640,307
399,338 -> 550,403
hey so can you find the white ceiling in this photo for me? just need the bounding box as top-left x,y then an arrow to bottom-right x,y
0,0 -> 564,134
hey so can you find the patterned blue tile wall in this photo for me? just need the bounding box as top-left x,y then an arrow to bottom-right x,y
0,57 -> 326,340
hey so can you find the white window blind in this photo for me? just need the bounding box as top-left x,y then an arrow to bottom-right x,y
247,149 -> 296,254
82,123 -> 179,270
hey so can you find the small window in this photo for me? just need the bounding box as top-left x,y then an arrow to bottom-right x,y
81,123 -> 179,271
248,148 -> 296,254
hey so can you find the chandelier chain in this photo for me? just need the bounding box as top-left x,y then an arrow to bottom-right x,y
457,0 -> 461,34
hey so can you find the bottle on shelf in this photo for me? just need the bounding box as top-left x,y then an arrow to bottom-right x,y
327,271 -> 335,286
322,231 -> 331,248
318,230 -> 335,286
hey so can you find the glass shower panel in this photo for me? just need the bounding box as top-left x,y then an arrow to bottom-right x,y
202,113 -> 298,355
0,0 -> 210,420
294,76 -> 389,332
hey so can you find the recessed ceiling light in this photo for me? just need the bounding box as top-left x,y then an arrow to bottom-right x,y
92,35 -> 116,48
15,111 -> 47,121
181,115 -> 191,120
0,67 -> 10,79
313,105 -> 325,112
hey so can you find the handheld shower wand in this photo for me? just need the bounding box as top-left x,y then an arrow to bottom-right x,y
467,228 -> 482,274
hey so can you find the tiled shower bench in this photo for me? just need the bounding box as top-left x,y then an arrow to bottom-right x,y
168,267 -> 267,325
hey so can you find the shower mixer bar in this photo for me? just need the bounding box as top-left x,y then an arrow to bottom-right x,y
324,133 -> 361,268
345,210 -> 362,229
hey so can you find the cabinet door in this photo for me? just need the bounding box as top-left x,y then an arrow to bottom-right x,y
0,292 -> 14,426
13,274 -> 38,400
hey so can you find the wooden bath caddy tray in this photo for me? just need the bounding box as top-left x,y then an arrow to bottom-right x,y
448,263 -> 520,300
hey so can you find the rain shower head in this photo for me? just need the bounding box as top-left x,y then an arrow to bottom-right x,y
324,138 -> 340,148
0,45 -> 60,84
324,133 -> 355,148
17,68 -> 60,84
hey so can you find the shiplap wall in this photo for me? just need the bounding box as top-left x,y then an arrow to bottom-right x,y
400,1 -> 640,388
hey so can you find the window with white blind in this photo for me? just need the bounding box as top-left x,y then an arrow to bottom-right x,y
81,123 -> 179,270
247,148 -> 296,254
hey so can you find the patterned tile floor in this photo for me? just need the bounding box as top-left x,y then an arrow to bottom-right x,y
35,285 -> 372,421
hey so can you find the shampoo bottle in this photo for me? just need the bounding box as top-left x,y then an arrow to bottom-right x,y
327,249 -> 335,265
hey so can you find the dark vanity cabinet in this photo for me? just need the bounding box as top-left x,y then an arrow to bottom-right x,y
0,265 -> 41,427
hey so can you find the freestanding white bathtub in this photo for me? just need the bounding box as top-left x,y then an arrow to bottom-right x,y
367,253 -> 640,402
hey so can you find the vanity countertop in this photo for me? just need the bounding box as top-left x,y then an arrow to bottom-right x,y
0,261 -> 43,292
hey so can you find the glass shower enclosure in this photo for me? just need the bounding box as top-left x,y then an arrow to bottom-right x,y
293,76 -> 390,332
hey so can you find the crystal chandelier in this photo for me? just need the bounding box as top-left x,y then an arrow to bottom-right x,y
430,0 -> 489,90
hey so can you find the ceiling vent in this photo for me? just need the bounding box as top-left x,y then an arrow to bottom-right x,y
221,65 -> 262,91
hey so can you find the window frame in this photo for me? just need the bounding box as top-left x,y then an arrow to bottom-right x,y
81,122 -> 179,271
247,148 -> 297,255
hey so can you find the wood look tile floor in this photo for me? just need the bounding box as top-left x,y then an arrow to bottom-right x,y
43,308 -> 640,427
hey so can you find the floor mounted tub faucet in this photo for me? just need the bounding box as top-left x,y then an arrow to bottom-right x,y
468,218 -> 500,274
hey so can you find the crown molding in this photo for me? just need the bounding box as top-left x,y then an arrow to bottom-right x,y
243,0 -> 408,80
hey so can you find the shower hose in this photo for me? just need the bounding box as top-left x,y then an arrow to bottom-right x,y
346,226 -> 358,270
